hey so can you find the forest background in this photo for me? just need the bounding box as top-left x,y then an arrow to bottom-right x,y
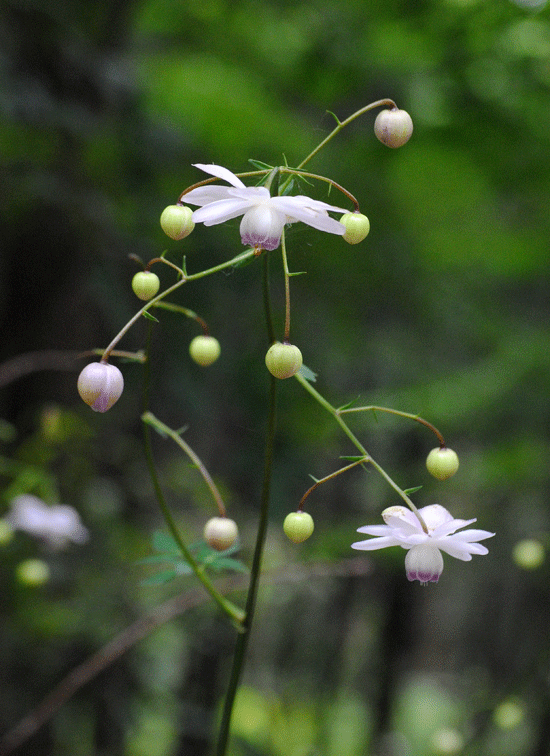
1,0 -> 550,754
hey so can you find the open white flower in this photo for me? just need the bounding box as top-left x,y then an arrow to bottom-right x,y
182,163 -> 348,251
6,494 -> 89,550
351,504 -> 494,584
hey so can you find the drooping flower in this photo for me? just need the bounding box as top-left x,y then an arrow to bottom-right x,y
182,164 -> 348,251
77,361 -> 124,412
351,504 -> 494,584
6,494 -> 89,549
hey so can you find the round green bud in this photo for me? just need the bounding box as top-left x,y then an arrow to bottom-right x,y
340,212 -> 370,244
189,335 -> 221,366
16,558 -> 50,587
512,539 -> 545,570
374,108 -> 414,148
77,362 -> 124,413
132,271 -> 160,301
426,447 -> 460,481
160,204 -> 195,240
283,511 -> 314,543
0,519 -> 14,546
265,342 -> 303,379
493,699 -> 524,730
203,517 -> 239,551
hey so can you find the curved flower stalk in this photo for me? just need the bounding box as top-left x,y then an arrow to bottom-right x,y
352,504 -> 495,584
182,163 -> 348,251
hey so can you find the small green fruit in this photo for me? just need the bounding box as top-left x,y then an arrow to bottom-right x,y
340,212 -> 370,244
283,511 -> 314,543
132,271 -> 160,301
16,558 -> 50,587
512,539 -> 545,570
203,517 -> 239,551
265,342 -> 303,379
426,447 -> 459,480
189,335 -> 221,366
160,204 -> 195,240
374,108 -> 413,148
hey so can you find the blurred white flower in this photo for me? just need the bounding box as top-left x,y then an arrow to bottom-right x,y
351,504 -> 494,584
6,494 -> 89,549
183,163 -> 347,251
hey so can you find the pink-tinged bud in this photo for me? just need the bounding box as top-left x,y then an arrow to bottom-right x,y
405,544 -> 444,584
77,362 -> 124,413
374,108 -> 413,148
203,517 -> 239,551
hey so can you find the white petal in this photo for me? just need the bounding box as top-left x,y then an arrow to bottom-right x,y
356,524 -> 392,536
240,205 -> 286,250
182,186 -> 237,206
431,518 -> 477,538
192,198 -> 256,225
417,504 -> 454,529
351,535 -> 402,550
193,163 -> 246,188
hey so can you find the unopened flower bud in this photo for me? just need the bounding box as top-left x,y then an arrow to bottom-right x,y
132,271 -> 160,301
265,342 -> 302,379
77,362 -> 124,413
160,205 -> 195,240
340,212 -> 370,244
426,447 -> 459,480
204,517 -> 239,551
283,511 -> 314,543
189,335 -> 221,366
16,558 -> 50,587
374,108 -> 413,148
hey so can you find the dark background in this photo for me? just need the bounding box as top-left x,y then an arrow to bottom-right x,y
1,0 -> 550,754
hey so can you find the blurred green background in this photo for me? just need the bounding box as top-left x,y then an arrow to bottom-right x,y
1,0 -> 550,754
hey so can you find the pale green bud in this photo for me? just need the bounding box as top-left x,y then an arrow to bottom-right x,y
374,108 -> 413,148
265,342 -> 302,379
340,212 -> 370,244
189,335 -> 221,366
160,205 -> 195,240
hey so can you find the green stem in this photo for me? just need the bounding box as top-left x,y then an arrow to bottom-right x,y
338,404 -> 446,447
295,98 -> 397,172
215,255 -> 278,756
294,372 -> 428,532
102,248 -> 256,360
280,230 -> 291,342
141,415 -> 245,627
142,412 -> 227,517
298,457 -> 368,511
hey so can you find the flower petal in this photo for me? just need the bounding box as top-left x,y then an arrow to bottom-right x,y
182,186 -> 237,206
193,163 -> 246,188
192,198 -> 257,225
351,535 -> 402,550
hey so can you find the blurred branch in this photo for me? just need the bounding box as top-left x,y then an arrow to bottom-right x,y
0,557 -> 371,755
0,351 -> 83,389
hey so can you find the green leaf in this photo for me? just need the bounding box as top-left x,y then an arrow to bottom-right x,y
208,557 -> 248,574
140,570 -> 177,586
142,311 -> 159,323
298,364 -> 317,382
339,456 -> 368,462
152,530 -> 180,553
248,159 -> 274,170
403,486 -> 423,496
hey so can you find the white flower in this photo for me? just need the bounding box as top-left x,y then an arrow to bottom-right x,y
351,504 -> 494,584
6,494 -> 89,550
182,163 -> 348,251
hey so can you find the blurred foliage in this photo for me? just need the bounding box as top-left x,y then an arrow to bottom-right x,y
1,0 -> 550,754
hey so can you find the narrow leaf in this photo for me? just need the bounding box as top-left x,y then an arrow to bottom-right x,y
140,570 -> 177,586
142,311 -> 159,323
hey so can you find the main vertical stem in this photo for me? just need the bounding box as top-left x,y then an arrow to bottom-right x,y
215,255 -> 278,756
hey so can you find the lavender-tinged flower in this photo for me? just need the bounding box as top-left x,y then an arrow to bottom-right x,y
77,361 -> 124,412
182,163 -> 348,251
351,504 -> 494,584
6,494 -> 89,549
